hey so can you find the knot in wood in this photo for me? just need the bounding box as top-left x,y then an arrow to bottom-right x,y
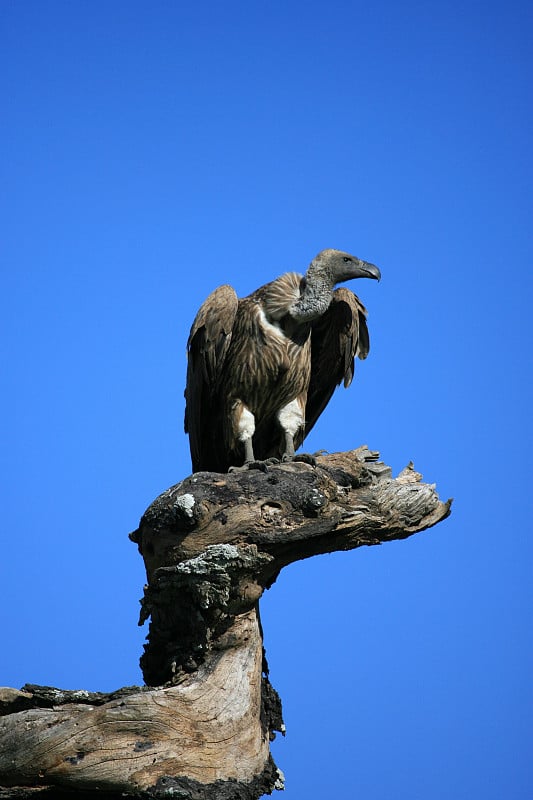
261,502 -> 284,524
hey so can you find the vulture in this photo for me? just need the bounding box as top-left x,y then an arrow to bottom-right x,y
184,248 -> 380,473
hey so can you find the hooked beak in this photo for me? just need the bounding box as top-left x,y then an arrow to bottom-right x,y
356,259 -> 381,281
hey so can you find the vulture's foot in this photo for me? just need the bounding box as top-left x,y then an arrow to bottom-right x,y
283,453 -> 317,467
229,459 -> 278,473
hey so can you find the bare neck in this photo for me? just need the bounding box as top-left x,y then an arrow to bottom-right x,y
288,262 -> 334,322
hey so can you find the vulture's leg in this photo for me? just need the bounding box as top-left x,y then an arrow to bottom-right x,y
230,401 -> 256,464
228,402 -> 269,472
282,433 -> 295,461
242,437 -> 256,465
277,397 -> 305,463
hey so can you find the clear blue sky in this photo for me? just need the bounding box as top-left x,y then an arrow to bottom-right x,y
1,2 -> 531,798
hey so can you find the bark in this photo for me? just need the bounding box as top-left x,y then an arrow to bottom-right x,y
0,448 -> 451,799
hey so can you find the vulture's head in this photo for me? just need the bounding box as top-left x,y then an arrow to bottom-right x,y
312,248 -> 381,285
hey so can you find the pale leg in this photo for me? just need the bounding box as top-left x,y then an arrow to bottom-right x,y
277,398 -> 305,462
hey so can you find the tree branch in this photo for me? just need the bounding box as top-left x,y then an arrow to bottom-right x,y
0,447 -> 451,798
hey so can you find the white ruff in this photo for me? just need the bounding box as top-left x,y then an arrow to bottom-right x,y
257,307 -> 286,341
277,398 -> 304,436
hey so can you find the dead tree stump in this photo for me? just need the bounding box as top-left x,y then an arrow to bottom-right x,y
0,447 -> 451,799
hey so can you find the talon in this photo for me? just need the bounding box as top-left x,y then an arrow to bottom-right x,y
292,453 -> 317,467
249,460 -> 269,473
279,453 -> 317,466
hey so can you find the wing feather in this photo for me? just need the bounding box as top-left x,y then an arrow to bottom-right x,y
184,285 -> 239,471
301,287 -> 369,445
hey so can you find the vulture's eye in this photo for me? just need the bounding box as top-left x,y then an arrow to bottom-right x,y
343,257 -> 351,262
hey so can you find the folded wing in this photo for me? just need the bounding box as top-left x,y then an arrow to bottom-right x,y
299,287 -> 370,447
184,285 -> 239,471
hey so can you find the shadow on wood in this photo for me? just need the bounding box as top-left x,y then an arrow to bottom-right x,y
0,447 -> 451,799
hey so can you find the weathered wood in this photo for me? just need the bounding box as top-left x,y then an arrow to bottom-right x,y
0,448 -> 451,798
0,612 -> 279,799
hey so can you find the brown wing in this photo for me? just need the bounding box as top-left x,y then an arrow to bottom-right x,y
184,285 -> 239,472
298,287 -> 369,447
